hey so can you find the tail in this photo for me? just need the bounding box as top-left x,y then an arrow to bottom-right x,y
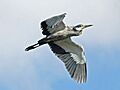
25,38 -> 47,51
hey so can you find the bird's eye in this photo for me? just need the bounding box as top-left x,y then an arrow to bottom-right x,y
75,24 -> 83,28
79,24 -> 83,27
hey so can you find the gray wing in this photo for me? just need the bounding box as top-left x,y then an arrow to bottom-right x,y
41,13 -> 66,36
48,38 -> 87,83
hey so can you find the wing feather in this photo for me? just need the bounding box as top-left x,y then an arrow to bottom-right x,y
41,13 -> 66,36
48,38 -> 87,83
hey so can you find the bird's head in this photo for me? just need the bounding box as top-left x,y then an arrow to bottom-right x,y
73,24 -> 93,32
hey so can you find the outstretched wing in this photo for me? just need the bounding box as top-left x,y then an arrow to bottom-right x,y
48,38 -> 87,83
41,13 -> 66,36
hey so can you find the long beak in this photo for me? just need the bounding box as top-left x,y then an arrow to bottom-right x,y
83,25 -> 93,29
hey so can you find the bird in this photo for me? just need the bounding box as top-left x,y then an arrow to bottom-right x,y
25,13 -> 92,83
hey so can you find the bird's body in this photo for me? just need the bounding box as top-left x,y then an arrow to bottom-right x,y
25,13 -> 92,83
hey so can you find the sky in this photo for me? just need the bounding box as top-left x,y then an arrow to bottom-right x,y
0,0 -> 120,90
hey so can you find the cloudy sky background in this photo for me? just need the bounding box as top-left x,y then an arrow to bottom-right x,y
0,0 -> 120,90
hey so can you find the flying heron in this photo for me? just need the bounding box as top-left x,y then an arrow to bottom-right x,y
25,13 -> 92,83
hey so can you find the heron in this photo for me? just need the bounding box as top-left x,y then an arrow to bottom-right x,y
25,13 -> 92,83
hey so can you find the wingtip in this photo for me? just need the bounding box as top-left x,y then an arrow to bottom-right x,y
64,58 -> 87,83
60,13 -> 67,17
63,13 -> 67,15
72,63 -> 87,83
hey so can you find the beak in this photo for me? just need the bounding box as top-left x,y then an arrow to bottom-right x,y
83,25 -> 93,29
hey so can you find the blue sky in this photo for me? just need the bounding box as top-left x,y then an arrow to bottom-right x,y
0,0 -> 120,90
